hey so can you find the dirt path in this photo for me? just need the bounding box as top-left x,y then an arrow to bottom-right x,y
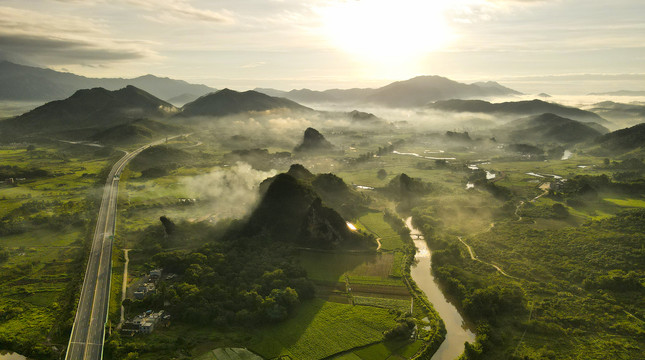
118,249 -> 130,328
531,183 -> 550,202
457,237 -> 519,280
375,238 -> 382,251
515,201 -> 524,221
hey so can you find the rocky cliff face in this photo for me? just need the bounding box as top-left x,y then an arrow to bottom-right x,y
293,127 -> 334,153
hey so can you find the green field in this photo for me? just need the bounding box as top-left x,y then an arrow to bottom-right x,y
298,251 -> 397,283
0,143 -> 113,358
247,299 -> 398,360
357,212 -> 405,251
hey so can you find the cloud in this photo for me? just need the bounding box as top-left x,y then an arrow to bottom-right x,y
240,62 -> 267,68
0,6 -> 153,65
126,0 -> 235,24
182,162 -> 276,220
0,34 -> 147,62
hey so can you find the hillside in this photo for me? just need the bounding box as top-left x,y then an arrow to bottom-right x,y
255,76 -> 520,107
429,99 -> 610,124
90,119 -> 182,145
166,93 -> 202,106
586,101 -> 645,125
0,86 -> 177,140
595,123 -> 645,152
260,164 -> 369,218
178,89 -> 312,117
129,145 -> 192,171
245,173 -> 370,249
293,128 -> 335,153
0,61 -> 215,101
499,113 -> 605,145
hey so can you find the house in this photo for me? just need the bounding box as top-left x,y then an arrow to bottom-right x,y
150,269 -> 162,280
120,310 -> 166,335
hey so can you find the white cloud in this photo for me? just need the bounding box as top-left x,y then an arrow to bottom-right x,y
126,0 -> 235,24
0,6 -> 155,65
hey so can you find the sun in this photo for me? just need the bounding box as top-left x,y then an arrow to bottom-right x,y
317,0 -> 454,68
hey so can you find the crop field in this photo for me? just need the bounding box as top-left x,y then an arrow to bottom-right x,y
353,296 -> 410,312
298,251 -> 396,283
357,212 -> 405,251
349,283 -> 410,299
247,298 -> 398,360
0,143 -> 114,355
331,339 -> 425,360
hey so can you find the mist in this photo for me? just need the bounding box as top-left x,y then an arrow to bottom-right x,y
181,162 -> 276,221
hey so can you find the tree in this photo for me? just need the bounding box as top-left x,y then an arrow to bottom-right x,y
26,144 -> 36,151
159,215 -> 175,235
377,168 -> 387,179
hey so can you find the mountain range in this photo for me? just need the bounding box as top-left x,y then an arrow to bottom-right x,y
255,76 -> 521,107
0,86 -> 315,141
586,101 -> 645,126
497,113 -> 607,145
0,85 -> 177,140
587,90 -> 645,96
428,99 -> 610,125
178,88 -> 312,118
0,61 -> 215,102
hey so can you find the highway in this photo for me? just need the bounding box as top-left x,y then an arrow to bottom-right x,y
65,138 -> 171,360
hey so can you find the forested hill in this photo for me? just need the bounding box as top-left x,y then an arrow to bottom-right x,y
245,172 -> 372,249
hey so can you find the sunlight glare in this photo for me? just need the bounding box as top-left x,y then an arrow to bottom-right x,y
318,0 -> 454,65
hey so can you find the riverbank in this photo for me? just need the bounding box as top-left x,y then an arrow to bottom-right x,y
403,217 -> 475,360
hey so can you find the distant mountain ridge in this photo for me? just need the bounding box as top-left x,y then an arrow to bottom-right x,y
0,61 -> 215,102
0,86 -> 318,141
499,113 -> 606,145
255,75 -> 521,107
0,85 -> 176,140
586,101 -> 645,125
588,90 -> 645,96
178,88 -> 312,117
429,99 -> 610,125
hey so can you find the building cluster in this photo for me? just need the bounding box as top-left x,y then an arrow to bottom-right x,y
133,269 -> 162,300
121,310 -> 170,336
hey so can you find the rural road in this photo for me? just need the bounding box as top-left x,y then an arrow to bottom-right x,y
65,137 -> 179,360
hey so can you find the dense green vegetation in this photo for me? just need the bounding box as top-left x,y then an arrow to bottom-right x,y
2,88 -> 645,360
0,143 -> 115,359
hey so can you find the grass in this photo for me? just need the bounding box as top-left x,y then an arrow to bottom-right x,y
194,348 -> 263,360
353,296 -> 410,312
298,251 -> 396,283
357,212 -> 405,251
346,339 -> 425,360
0,143 -> 113,356
603,197 -> 645,208
247,298 -> 397,360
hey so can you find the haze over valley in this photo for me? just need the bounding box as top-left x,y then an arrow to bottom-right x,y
0,1 -> 644,360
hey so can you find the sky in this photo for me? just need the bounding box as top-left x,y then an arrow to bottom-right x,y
0,0 -> 644,93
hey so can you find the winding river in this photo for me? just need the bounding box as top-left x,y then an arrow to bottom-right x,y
406,217 -> 476,360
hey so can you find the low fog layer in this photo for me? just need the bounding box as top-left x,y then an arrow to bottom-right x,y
181,162 -> 277,220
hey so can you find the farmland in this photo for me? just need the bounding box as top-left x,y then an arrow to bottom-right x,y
0,143 -> 115,358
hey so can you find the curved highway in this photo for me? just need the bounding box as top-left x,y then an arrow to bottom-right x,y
65,138 -> 173,360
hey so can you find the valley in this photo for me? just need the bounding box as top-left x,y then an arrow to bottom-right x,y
0,79 -> 643,360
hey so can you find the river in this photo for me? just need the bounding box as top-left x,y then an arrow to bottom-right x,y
406,217 -> 476,360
